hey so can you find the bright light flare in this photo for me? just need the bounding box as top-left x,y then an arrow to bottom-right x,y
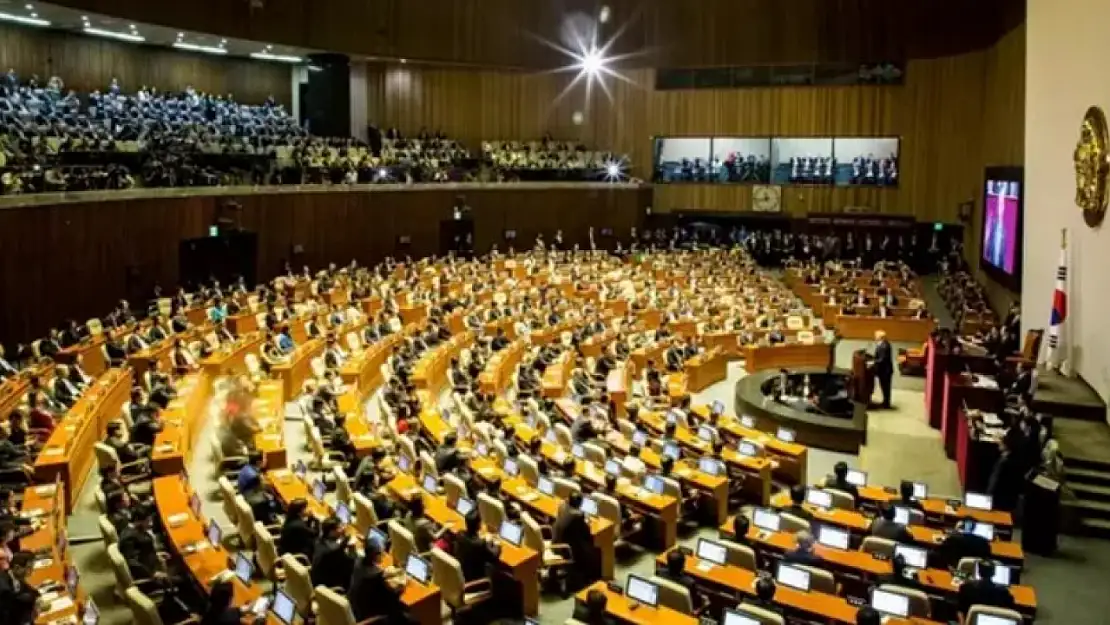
527,12 -> 645,108
602,160 -> 626,182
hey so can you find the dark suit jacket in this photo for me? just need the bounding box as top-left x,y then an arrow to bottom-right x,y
311,537 -> 355,589
200,608 -> 244,625
452,532 -> 499,582
0,571 -> 40,625
119,527 -> 163,578
130,416 -> 162,447
434,446 -> 462,473
279,517 -> 318,561
957,579 -> 1015,615
783,547 -> 823,567
553,504 -> 593,562
874,340 -> 894,375
348,564 -> 404,622
936,532 -> 992,569
870,518 -> 913,543
827,477 -> 860,502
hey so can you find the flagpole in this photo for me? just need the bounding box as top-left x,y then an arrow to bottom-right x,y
1046,228 -> 1068,372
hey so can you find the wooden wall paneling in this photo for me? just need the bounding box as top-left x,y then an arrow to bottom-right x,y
0,187 -> 642,344
0,23 -> 291,104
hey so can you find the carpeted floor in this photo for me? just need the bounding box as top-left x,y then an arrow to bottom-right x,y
70,277 -> 1110,624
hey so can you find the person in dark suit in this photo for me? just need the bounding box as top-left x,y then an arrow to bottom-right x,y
856,606 -> 882,625
118,505 -> 169,582
742,575 -> 783,616
105,422 -> 149,466
0,344 -> 20,379
988,436 -> 1025,513
732,514 -> 751,543
130,408 -> 164,448
828,461 -> 860,503
869,504 -> 912,543
875,554 -> 921,590
782,485 -> 812,523
434,432 -> 464,473
0,551 -> 40,625
348,537 -> 406,623
200,579 -> 245,625
871,330 -> 894,408
783,531 -> 822,566
310,517 -> 355,589
897,480 -> 925,511
452,511 -> 501,582
570,588 -> 617,625
957,560 -> 1015,620
553,491 -> 596,586
402,496 -> 442,553
278,499 -> 319,562
934,518 -> 992,569
659,549 -> 710,612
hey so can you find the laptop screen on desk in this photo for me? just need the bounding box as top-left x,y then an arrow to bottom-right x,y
632,430 -> 648,447
663,442 -> 680,460
740,415 -> 756,428
738,440 -> 758,457
580,497 -> 599,517
336,503 -> 351,526
572,443 -> 585,459
972,522 -> 995,541
643,475 -> 664,494
698,457 -> 721,476
776,563 -> 810,591
871,588 -> 910,617
894,544 -> 928,569
776,427 -> 795,442
605,459 -> 622,477
965,492 -> 993,511
978,562 -> 1012,585
711,400 -> 725,416
83,598 -> 99,625
911,481 -> 928,500
312,479 -> 326,502
422,475 -> 438,493
806,488 -> 833,509
538,477 -> 555,496
405,554 -> 431,584
626,574 -> 659,607
846,469 -> 867,486
455,498 -> 474,517
503,459 -> 519,476
270,590 -> 296,625
723,609 -> 761,625
696,538 -> 727,565
698,426 -> 715,442
817,525 -> 850,550
892,506 -> 913,525
234,552 -> 253,585
499,520 -> 523,546
754,508 -> 781,532
975,614 -> 1020,625
207,520 -> 222,547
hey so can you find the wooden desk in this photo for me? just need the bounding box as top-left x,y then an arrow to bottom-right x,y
383,472 -> 542,616
34,369 -> 132,511
690,406 -> 808,486
272,339 -> 325,402
227,312 -> 259,336
606,365 -> 633,419
580,330 -> 617,359
152,372 -> 214,475
835,315 -> 936,343
470,459 -> 617,580
542,352 -> 573,398
339,333 -> 402,399
743,342 -> 831,373
200,333 -> 264,377
574,582 -> 698,625
252,380 -> 288,468
265,470 -> 445,625
855,484 -> 1014,532
412,332 -> 473,399
152,475 -> 280,624
25,483 -> 84,625
55,337 -> 108,376
479,340 -> 525,396
941,373 -> 1003,461
684,348 -> 727,392
629,342 -> 667,372
767,494 -> 1024,567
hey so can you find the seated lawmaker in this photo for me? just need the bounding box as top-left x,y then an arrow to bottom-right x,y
827,461 -> 860,503
870,504 -> 912,543
934,518 -> 992,569
659,549 -> 710,612
784,531 -> 821,566
957,560 -> 1015,621
311,517 -> 355,589
278,499 -> 319,563
348,536 -> 406,624
452,511 -> 502,582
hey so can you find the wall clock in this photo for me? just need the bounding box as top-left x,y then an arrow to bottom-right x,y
752,185 -> 782,212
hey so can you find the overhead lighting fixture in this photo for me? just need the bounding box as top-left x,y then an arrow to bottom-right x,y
0,11 -> 49,26
399,58 -> 407,64
25,3 -> 33,9
251,52 -> 303,63
30,13 -> 37,18
174,41 -> 227,55
177,32 -> 184,38
84,27 -> 145,42
599,5 -> 611,23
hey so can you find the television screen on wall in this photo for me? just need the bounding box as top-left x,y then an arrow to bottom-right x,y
652,137 -> 712,182
980,166 -> 1024,291
709,138 -> 772,183
770,137 -> 834,185
832,137 -> 900,187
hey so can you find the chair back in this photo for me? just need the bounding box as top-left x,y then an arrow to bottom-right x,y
309,425 -> 330,465
397,436 -> 418,469
332,466 -> 352,505
722,539 -> 757,571
617,419 -> 635,439
477,492 -> 506,532
94,443 -> 120,471
314,585 -> 355,625
1020,329 -> 1043,361
956,557 -> 983,577
517,456 -> 540,487
520,512 -> 546,554
582,442 -> 607,465
420,450 -> 438,477
443,473 -> 467,506
124,587 -> 163,625
281,554 -> 314,615
245,353 -> 262,377
737,602 -> 786,625
430,547 -> 467,608
87,318 -> 103,336
345,332 -> 361,352
217,476 -> 240,525
491,439 -> 510,464
234,494 -> 258,550
592,492 -> 623,527
659,476 -> 683,501
310,357 -> 327,379
351,493 -> 378,535
98,515 -> 118,545
824,488 -> 856,510
554,423 -> 574,449
387,519 -> 416,564
650,575 -> 694,614
94,489 -> 107,514
877,584 -> 931,618
254,521 -> 279,580
967,606 -> 1024,625
780,512 -> 812,534
552,477 -> 581,499
861,536 -> 896,558
796,565 -> 836,594
107,543 -> 135,590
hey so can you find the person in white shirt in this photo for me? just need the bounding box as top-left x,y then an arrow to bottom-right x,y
621,444 -> 647,477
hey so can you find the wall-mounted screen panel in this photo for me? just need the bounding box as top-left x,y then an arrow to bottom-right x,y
653,137 -> 713,182
709,138 -> 772,183
770,138 -> 835,185
833,137 -> 900,186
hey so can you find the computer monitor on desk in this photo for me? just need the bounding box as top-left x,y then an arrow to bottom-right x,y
894,544 -> 928,570
753,508 -> 781,532
817,525 -> 850,550
234,552 -> 253,585
870,588 -> 910,618
806,488 -> 833,509
695,538 -> 727,565
846,469 -> 867,487
965,491 -> 994,511
974,614 -> 1020,625
405,554 -> 432,585
776,563 -> 811,591
625,574 -> 659,608
207,519 -> 222,547
722,609 -> 761,625
270,590 -> 296,625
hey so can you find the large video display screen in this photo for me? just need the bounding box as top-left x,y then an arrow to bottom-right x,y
770,137 -> 835,184
832,137 -> 900,186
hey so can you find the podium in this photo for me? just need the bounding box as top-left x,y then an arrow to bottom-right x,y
849,350 -> 875,403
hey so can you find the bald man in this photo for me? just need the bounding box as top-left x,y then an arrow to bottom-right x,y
873,330 -> 894,408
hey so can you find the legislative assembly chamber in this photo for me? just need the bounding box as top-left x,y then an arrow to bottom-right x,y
2,1 -> 1109,625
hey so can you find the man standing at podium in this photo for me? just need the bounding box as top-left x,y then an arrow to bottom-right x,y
872,330 -> 894,408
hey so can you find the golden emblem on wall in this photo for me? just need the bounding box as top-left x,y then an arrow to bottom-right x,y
1074,105 -> 1110,228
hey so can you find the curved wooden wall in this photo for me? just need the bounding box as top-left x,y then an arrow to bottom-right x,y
369,23 -> 1027,221
0,23 -> 291,105
0,185 -> 648,343
48,0 -> 1020,69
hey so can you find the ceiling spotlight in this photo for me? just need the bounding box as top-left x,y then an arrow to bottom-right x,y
599,5 -> 611,23
129,23 -> 136,29
174,41 -> 227,55
399,58 -> 407,64
25,4 -> 32,9
220,39 -> 227,44
251,52 -> 302,63
0,10 -> 48,26
603,160 -> 625,182
377,168 -> 389,179
30,13 -> 37,18
580,48 -> 604,76
266,44 -> 273,50
177,32 -> 184,37
84,27 -> 144,42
